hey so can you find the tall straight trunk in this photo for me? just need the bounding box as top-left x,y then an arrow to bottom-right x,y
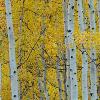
67,0 -> 78,100
0,64 -> 1,100
77,0 -> 88,100
69,44 -> 78,100
41,43 -> 49,100
56,46 -> 63,100
90,48 -> 97,100
62,54 -> 68,100
5,0 -> 19,99
81,48 -> 88,100
38,71 -> 44,100
89,0 -> 97,99
41,16 -> 49,100
77,0 -> 85,32
55,10 -> 63,99
63,0 -> 70,99
97,0 -> 100,98
36,58 -> 44,100
98,0 -> 100,32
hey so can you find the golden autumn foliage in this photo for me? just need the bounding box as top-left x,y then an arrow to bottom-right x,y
0,0 -> 100,100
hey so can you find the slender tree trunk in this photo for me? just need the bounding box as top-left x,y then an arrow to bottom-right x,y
41,43 -> 49,100
90,48 -> 97,100
77,0 -> 85,32
56,45 -> 63,100
36,58 -> 44,100
81,48 -> 88,100
97,1 -> 100,98
63,0 -> 70,99
62,54 -> 68,100
98,0 -> 100,32
89,0 -> 96,31
38,70 -> 44,100
41,16 -> 49,100
77,0 -> 88,100
89,0 -> 97,99
67,0 -> 78,100
56,60 -> 62,100
5,0 -> 19,99
69,44 -> 78,100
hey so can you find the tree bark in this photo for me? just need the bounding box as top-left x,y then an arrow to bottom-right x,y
89,0 -> 97,99
98,0 -> 100,32
41,16 -> 49,100
63,0 -> 70,99
67,0 -> 78,100
56,45 -> 63,100
77,0 -> 88,100
5,0 -> 19,99
38,70 -> 44,100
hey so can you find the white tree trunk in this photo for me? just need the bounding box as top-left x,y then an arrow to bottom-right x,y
56,47 -> 63,100
5,0 -> 19,99
81,49 -> 88,100
90,48 -> 97,100
41,16 -> 49,100
38,71 -> 44,100
89,0 -> 97,99
77,0 -> 85,32
98,0 -> 100,32
77,0 -> 88,100
69,45 -> 78,100
89,0 -> 96,31
67,0 -> 78,100
63,0 -> 70,99
41,43 -> 49,100
97,1 -> 100,98
38,79 -> 43,100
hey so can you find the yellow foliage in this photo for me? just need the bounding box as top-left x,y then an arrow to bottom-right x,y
0,0 -> 99,100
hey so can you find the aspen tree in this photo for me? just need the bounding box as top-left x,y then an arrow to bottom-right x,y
97,0 -> 100,98
36,57 -> 44,100
63,0 -> 70,99
5,0 -> 19,99
41,15 -> 49,100
77,0 -> 88,100
88,0 -> 97,99
41,2 -> 49,99
38,72 -> 44,100
62,53 -> 67,100
56,44 -> 63,100
67,0 -> 78,100
98,0 -> 100,32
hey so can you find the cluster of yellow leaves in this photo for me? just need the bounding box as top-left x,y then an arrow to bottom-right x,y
74,32 -> 100,48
